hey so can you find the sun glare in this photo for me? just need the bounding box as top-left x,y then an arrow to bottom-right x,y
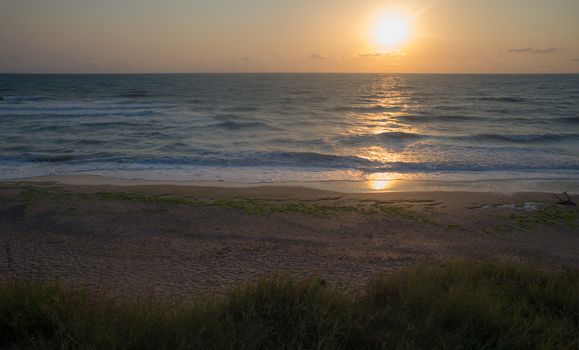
368,173 -> 395,191
369,179 -> 390,191
372,14 -> 411,50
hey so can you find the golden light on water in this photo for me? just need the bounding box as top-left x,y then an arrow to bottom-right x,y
343,75 -> 421,193
369,179 -> 390,190
368,173 -> 396,191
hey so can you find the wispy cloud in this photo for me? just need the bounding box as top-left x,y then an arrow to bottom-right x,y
507,48 -> 559,54
358,52 -> 390,57
227,57 -> 252,63
309,53 -> 325,60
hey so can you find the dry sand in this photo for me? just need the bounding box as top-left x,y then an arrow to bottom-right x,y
0,179 -> 577,299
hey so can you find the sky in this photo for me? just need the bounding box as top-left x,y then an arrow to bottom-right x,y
1,0 -> 578,73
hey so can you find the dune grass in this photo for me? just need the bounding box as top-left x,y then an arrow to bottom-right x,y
1,261 -> 577,349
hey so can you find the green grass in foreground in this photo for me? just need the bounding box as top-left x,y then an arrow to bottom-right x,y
1,261 -> 578,350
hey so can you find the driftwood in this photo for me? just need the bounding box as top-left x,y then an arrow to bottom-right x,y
554,192 -> 576,206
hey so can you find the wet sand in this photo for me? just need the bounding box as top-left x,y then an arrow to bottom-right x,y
1,179 -> 577,299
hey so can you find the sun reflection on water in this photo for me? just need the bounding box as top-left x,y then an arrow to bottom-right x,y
344,75 -> 424,192
368,173 -> 396,191
369,179 -> 390,190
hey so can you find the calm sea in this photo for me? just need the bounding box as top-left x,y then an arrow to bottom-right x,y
1,74 -> 578,191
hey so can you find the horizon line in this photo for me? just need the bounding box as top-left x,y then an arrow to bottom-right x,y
1,71 -> 578,75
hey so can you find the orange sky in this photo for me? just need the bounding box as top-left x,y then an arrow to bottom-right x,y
1,0 -> 578,73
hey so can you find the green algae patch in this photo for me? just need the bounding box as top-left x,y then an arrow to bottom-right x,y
507,205 -> 579,229
15,186 -> 416,219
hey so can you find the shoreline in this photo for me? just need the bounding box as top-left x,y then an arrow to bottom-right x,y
3,174 -> 579,194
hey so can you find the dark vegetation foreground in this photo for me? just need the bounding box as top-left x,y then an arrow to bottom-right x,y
1,261 -> 577,350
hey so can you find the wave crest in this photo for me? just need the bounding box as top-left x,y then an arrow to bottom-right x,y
469,133 -> 579,143
1,96 -> 45,102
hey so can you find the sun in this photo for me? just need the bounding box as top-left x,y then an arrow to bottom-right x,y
372,14 -> 411,49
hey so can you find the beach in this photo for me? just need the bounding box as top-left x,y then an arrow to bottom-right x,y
1,178 -> 577,299
3,1 -> 579,346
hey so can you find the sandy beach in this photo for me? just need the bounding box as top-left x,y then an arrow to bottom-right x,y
3,4 -> 579,347
1,178 -> 577,299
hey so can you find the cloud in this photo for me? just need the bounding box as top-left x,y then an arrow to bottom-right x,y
359,52 -> 390,57
227,57 -> 252,63
508,48 -> 533,53
309,53 -> 325,60
535,48 -> 558,54
570,58 -> 579,63
507,48 -> 559,54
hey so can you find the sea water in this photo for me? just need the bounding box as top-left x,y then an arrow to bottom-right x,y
1,74 -> 578,191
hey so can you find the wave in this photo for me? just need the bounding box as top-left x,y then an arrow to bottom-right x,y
467,133 -> 579,143
340,131 -> 579,145
0,109 -> 159,118
73,139 -> 108,145
353,98 -> 379,104
398,115 -> 579,125
1,96 -> 45,102
0,152 -> 378,169
331,105 -> 402,113
222,106 -> 261,112
558,116 -> 579,124
251,152 -> 378,168
78,121 -> 147,128
1,153 -> 578,174
340,131 -> 424,146
397,115 -> 476,122
433,105 -> 463,111
357,94 -> 384,99
288,90 -> 314,95
473,97 -> 527,103
117,90 -> 151,98
4,155 -> 79,162
0,98 -> 178,118
205,120 -> 275,130
370,162 -> 579,173
0,103 -> 176,112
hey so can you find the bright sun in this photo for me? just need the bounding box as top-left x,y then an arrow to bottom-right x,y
373,14 -> 411,49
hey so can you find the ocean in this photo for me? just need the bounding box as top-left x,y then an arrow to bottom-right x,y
1,74 -> 578,191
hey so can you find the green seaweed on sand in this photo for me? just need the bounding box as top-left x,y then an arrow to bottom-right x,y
15,186 -> 416,219
481,223 -> 517,236
507,205 -> 579,229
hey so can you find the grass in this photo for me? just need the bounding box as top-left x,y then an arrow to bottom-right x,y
1,261 -> 577,349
